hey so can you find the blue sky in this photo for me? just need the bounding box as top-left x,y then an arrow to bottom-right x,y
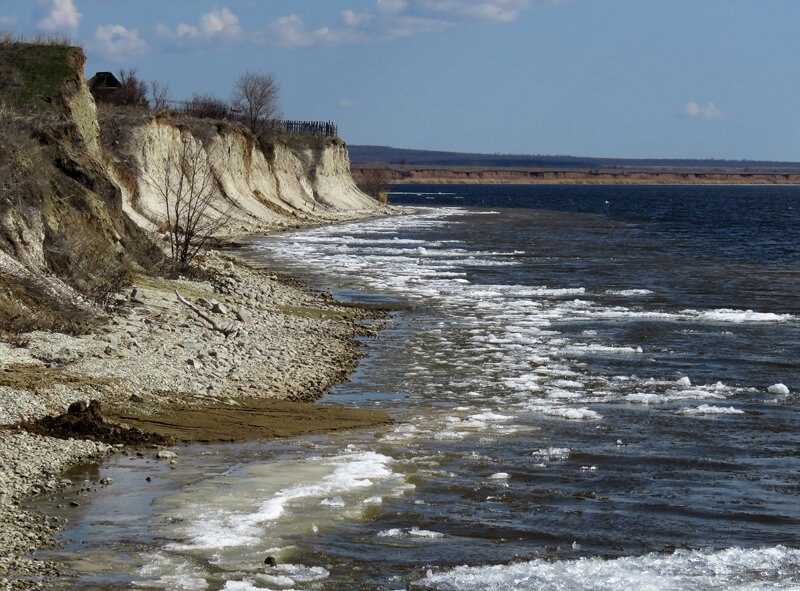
3,0 -> 798,161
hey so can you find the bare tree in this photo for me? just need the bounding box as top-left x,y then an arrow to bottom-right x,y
231,71 -> 280,133
150,79 -> 169,110
144,133 -> 229,267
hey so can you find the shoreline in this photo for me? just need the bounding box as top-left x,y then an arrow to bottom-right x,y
351,165 -> 800,186
0,240 -> 397,589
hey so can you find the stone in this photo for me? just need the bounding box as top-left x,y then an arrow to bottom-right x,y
155,451 -> 178,461
129,394 -> 144,403
236,309 -> 254,325
54,347 -> 77,363
211,300 -> 227,315
100,478 -> 114,486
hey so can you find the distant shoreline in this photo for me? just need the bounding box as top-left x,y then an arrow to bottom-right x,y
351,165 -> 800,186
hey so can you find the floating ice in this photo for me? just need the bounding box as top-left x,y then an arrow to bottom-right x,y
415,546 -> 800,591
543,408 -> 603,421
694,308 -> 795,323
625,393 -> 664,404
676,376 -> 692,387
532,448 -> 571,461
488,472 -> 510,480
678,404 -> 745,416
605,289 -> 654,296
378,528 -> 445,539
768,383 -> 790,395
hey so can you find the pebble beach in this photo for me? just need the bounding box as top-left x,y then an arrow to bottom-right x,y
0,247 -> 393,589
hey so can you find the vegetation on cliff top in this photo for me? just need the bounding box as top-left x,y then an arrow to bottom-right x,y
0,33 -> 76,107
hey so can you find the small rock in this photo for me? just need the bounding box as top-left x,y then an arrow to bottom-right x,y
236,309 -> 254,325
130,394 -> 144,403
54,347 -> 77,363
100,478 -> 114,487
156,451 -> 178,461
211,300 -> 227,315
69,501 -> 80,507
145,476 -> 152,482
264,556 -> 277,566
180,340 -> 199,351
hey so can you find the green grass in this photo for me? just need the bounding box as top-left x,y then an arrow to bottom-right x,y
0,43 -> 75,105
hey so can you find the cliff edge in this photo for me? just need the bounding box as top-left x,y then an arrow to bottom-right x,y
0,42 -> 388,331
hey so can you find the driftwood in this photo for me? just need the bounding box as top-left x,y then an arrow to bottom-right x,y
174,289 -> 239,339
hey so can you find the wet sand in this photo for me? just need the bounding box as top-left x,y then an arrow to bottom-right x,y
109,399 -> 393,443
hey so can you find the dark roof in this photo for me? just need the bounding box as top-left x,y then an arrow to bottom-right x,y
88,72 -> 121,90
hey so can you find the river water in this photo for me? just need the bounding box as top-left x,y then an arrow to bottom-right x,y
32,184 -> 800,590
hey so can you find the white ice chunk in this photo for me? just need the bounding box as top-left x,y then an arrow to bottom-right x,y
544,408 -> 603,420
678,404 -> 745,416
768,383 -> 790,395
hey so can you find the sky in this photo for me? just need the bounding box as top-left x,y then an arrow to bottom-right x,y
2,0 -> 799,161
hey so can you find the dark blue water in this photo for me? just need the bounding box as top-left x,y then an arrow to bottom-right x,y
33,184 -> 800,590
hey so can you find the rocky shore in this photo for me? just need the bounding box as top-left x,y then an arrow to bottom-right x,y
0,247 -> 395,589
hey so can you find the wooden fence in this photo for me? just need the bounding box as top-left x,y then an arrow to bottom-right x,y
164,101 -> 338,137
266,120 -> 338,137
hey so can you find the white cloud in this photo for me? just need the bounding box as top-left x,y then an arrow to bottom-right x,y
37,0 -> 81,32
339,98 -> 357,108
260,3 -> 453,48
95,24 -> 147,61
377,0 -> 410,14
260,13 -> 359,48
419,0 -> 532,22
157,7 -> 243,45
257,0 -> 556,48
685,101 -> 725,120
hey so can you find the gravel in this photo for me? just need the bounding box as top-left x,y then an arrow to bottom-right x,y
0,247 -> 391,589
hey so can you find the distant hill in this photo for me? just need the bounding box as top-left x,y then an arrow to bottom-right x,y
348,145 -> 800,173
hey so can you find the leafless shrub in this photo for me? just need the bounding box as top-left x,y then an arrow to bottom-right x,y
0,102 -> 52,208
143,132 -> 230,268
46,231 -> 132,309
232,71 -> 280,133
150,79 -> 169,111
184,93 -> 230,120
357,168 -> 391,203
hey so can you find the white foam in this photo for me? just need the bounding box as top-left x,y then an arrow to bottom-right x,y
416,546 -> 800,591
488,472 -> 510,480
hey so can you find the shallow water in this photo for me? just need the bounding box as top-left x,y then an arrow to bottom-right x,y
31,185 -> 800,590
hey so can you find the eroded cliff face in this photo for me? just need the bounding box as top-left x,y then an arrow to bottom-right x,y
1,42 -> 385,330
106,117 -> 387,237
